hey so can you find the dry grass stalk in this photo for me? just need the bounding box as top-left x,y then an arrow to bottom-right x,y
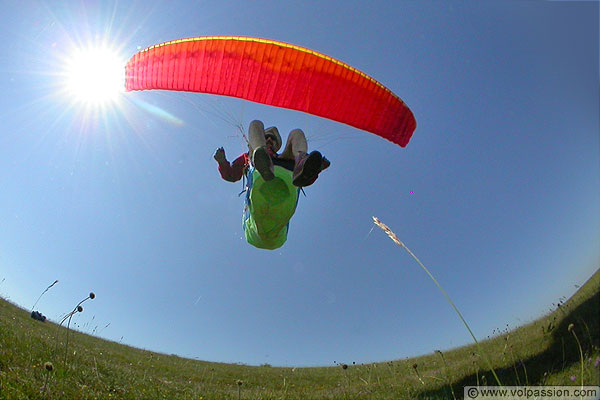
372,216 -> 503,386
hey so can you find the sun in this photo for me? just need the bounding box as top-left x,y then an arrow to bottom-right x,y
63,46 -> 126,106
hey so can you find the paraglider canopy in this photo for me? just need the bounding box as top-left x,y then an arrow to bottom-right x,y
125,36 -> 416,147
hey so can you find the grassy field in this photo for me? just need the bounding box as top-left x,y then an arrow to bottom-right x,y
0,269 -> 598,399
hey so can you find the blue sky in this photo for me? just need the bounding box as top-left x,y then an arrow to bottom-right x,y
0,1 -> 598,367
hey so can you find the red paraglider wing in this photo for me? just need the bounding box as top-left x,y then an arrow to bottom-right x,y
125,36 -> 416,147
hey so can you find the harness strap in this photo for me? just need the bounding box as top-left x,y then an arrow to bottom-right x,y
238,171 -> 248,197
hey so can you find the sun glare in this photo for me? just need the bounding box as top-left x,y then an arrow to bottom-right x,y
64,46 -> 125,105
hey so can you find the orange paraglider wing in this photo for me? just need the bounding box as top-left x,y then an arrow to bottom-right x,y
125,36 -> 416,147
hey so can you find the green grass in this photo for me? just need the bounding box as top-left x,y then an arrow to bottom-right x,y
0,269 -> 598,399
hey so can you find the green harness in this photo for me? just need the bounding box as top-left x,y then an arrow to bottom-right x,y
243,166 -> 300,250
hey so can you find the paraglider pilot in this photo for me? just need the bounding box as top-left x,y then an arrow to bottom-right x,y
214,120 -> 330,250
